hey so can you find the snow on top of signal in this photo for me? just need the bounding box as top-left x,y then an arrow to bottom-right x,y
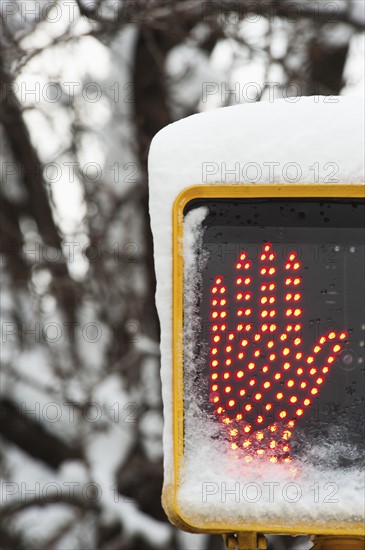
148,96 -> 365,497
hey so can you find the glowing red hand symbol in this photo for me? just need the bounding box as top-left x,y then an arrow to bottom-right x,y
209,243 -> 348,462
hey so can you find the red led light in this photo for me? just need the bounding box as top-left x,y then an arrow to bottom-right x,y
208,243 -> 350,462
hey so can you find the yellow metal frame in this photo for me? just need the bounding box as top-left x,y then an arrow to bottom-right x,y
168,183 -> 365,536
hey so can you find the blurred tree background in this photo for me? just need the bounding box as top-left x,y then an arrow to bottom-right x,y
0,1 -> 364,549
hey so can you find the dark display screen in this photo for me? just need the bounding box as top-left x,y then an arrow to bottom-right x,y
184,198 -> 365,465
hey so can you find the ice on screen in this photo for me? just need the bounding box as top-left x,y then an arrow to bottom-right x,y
180,201 -> 364,529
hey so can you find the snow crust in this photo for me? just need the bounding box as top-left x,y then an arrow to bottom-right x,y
148,97 -> 365,528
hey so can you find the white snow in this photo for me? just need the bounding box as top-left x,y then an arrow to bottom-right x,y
148,97 -> 365,530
